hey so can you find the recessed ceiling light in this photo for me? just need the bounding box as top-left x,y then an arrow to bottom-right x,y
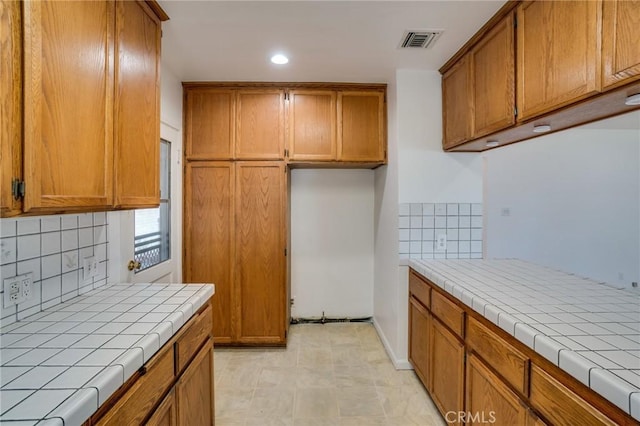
485,141 -> 499,148
625,93 -> 640,106
533,124 -> 552,133
271,54 -> 289,65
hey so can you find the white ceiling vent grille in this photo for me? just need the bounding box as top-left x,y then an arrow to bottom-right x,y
399,30 -> 443,49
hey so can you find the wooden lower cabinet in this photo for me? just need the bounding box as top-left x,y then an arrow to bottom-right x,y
430,318 -> 465,424
408,296 -> 430,388
147,389 -> 177,426
466,353 -> 528,426
91,302 -> 214,426
176,341 -> 214,426
184,161 -> 288,345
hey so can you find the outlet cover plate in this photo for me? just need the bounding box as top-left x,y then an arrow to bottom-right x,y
3,273 -> 34,308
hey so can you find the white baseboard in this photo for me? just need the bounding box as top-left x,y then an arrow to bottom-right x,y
373,319 -> 413,370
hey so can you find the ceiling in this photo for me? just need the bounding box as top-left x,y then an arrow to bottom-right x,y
159,0 -> 504,83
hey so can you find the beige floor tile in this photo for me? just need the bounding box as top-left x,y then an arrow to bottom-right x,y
293,419 -> 340,426
377,385 -> 438,418
386,414 -> 445,426
262,348 -> 299,367
332,343 -> 367,366
215,418 -> 246,426
247,388 -> 295,418
246,418 -> 294,426
296,365 -> 336,388
298,346 -> 333,366
337,386 -> 385,417
257,366 -> 298,389
215,388 -> 254,418
217,363 -> 262,388
294,387 -> 340,418
334,364 -> 374,387
339,416 -> 387,425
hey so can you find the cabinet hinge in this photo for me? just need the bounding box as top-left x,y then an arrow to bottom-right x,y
284,248 -> 287,256
284,149 -> 289,157
11,178 -> 25,200
514,16 -> 517,28
514,107 -> 518,117
284,92 -> 289,101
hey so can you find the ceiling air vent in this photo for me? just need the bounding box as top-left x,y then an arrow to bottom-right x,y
399,30 -> 443,49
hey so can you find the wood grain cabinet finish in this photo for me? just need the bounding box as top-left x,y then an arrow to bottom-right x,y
184,162 -> 235,344
146,389 -> 177,426
516,0 -> 601,120
471,12 -> 516,138
602,0 -> 640,90
288,90 -> 337,161
529,365 -> 617,426
235,162 -> 287,344
337,91 -> 386,162
236,89 -> 285,160
408,296 -> 430,390
22,0 -> 115,212
430,318 -> 465,424
6,0 -> 164,216
113,0 -> 161,208
442,56 -> 473,149
184,88 -> 235,160
466,354 -> 528,426
92,301 -> 214,426
0,0 -> 22,217
176,341 -> 214,426
184,162 -> 287,345
467,316 -> 529,394
430,289 -> 465,338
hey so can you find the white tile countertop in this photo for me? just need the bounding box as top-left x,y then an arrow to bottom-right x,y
0,282 -> 214,425
410,259 -> 640,421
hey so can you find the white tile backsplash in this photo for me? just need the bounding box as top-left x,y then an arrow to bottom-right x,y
0,213 -> 109,327
399,202 -> 483,260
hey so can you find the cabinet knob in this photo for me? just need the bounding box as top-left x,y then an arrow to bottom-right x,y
128,260 -> 142,271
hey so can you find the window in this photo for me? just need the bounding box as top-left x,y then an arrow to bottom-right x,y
134,140 -> 170,271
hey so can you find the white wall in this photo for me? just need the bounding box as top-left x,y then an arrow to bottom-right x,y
290,169 -> 374,318
484,111 -> 640,288
374,69 -> 484,368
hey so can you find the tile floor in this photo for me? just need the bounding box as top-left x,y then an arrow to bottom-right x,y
214,323 -> 446,426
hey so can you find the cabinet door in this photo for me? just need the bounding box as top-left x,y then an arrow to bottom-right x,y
146,389 -> 176,426
466,353 -> 528,426
288,90 -> 337,161
236,162 -> 286,344
442,56 -> 473,149
113,0 -> 161,208
430,318 -> 465,424
184,162 -> 235,344
236,89 -> 284,160
185,88 -> 235,160
409,296 -> 430,390
0,0 -> 21,217
472,12 -> 516,138
602,0 -> 640,90
23,0 -> 114,212
517,1 -> 601,120
338,91 -> 385,162
176,340 -> 214,426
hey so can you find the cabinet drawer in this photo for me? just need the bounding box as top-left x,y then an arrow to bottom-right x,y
467,316 -> 529,395
530,365 -> 616,426
176,303 -> 212,374
431,290 -> 465,338
409,271 -> 431,309
96,345 -> 175,426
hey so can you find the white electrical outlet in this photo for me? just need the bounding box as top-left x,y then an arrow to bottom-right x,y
83,256 -> 98,281
3,273 -> 34,308
436,234 -> 447,252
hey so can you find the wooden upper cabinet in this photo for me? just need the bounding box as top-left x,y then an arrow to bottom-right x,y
288,90 -> 337,161
235,162 -> 286,344
236,89 -> 285,160
114,0 -> 161,208
517,0 -> 601,120
602,0 -> 640,90
442,56 -> 473,149
22,0 -> 114,212
185,89 -> 235,160
0,0 -> 22,217
338,91 -> 386,162
472,12 -> 515,138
